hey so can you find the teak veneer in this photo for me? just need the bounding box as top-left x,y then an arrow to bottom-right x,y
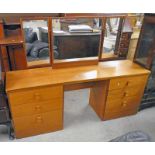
6,60 -> 149,91
6,60 -> 150,138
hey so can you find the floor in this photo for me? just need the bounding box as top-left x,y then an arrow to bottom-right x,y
1,89 -> 155,142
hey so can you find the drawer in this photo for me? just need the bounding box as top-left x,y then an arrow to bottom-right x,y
13,110 -> 63,138
104,108 -> 138,120
106,96 -> 140,112
107,85 -> 143,100
11,98 -> 63,118
8,85 -> 63,106
109,75 -> 148,90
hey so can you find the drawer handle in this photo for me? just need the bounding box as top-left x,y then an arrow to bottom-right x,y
122,101 -> 127,107
126,81 -> 130,86
35,105 -> 41,111
36,116 -> 43,123
117,82 -> 120,86
34,93 -> 41,100
124,92 -> 129,97
122,103 -> 127,107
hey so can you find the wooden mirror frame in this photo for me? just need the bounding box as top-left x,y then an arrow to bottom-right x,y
99,16 -> 125,61
21,17 -> 52,68
50,16 -> 104,68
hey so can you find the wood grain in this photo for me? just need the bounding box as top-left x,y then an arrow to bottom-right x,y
6,60 -> 150,92
8,85 -> 63,106
8,84 -> 64,138
0,35 -> 23,45
108,74 -> 148,90
10,98 -> 63,118
104,108 -> 138,120
105,96 -> 140,112
103,73 -> 149,120
89,80 -> 109,120
13,110 -> 63,138
6,60 -> 150,138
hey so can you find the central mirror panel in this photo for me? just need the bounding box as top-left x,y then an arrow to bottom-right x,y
22,19 -> 50,66
52,17 -> 102,63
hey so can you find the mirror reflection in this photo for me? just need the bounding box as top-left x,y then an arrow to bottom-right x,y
135,22 -> 155,66
52,18 -> 102,62
102,18 -> 120,58
23,20 -> 50,64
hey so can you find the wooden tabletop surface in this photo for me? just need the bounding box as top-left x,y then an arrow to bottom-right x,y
6,60 -> 150,92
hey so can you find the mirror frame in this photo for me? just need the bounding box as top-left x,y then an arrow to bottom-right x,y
50,16 -> 103,68
99,16 -> 125,61
21,17 -> 52,68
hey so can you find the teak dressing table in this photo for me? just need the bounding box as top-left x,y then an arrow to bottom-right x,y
6,60 -> 150,138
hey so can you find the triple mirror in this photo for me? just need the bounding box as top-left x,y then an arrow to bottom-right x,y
21,17 -> 124,68
22,19 -> 50,66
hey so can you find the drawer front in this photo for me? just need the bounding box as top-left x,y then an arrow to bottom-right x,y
13,110 -> 63,138
109,75 -> 148,90
11,98 -> 63,118
106,96 -> 140,112
107,85 -> 143,100
9,85 -> 63,106
104,108 -> 138,120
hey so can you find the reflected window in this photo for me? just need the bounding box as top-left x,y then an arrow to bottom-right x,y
22,20 -> 50,65
102,18 -> 120,59
128,13 -> 144,29
52,18 -> 102,62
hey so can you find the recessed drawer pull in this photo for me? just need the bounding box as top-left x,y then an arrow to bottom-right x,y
117,82 -> 120,86
34,93 -> 41,100
124,92 -> 129,97
122,103 -> 127,107
34,93 -> 40,96
36,116 -> 43,123
35,105 -> 41,111
126,81 -> 130,86
122,101 -> 127,107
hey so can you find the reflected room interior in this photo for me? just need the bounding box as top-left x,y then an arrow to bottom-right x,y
135,22 -> 155,66
22,19 -> 50,65
51,18 -> 102,62
102,17 -> 120,59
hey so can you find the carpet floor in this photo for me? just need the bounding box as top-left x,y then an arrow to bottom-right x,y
0,89 -> 155,142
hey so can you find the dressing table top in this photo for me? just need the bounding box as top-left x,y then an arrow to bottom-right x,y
6,60 -> 150,92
